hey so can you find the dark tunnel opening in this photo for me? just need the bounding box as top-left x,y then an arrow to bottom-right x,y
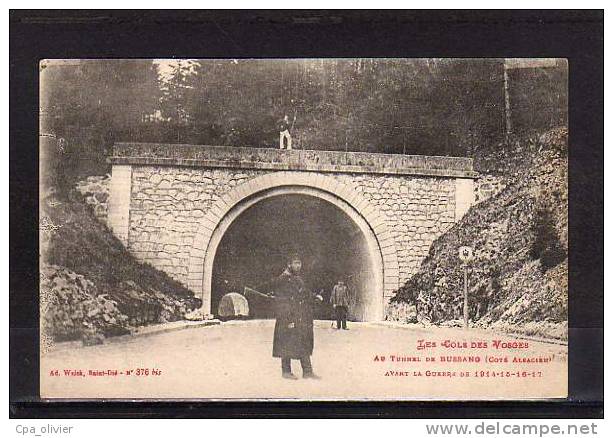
211,193 -> 377,321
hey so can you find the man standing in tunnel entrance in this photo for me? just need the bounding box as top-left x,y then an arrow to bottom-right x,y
270,254 -> 323,379
331,280 -> 352,330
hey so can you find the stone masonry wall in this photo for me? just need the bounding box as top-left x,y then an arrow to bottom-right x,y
337,173 -> 456,286
129,167 -> 265,284
127,165 -> 456,290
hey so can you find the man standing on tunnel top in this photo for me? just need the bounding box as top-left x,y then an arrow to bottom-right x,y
270,254 -> 323,379
278,114 -> 293,150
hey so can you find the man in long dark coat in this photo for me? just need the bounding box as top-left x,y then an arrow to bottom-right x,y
270,254 -> 323,379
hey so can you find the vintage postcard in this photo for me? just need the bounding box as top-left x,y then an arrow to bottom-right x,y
39,58 -> 568,400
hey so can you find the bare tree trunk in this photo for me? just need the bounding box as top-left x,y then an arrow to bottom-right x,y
503,64 -> 513,138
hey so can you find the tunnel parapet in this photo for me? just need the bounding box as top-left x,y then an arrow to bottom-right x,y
107,143 -> 477,320
109,143 -> 477,179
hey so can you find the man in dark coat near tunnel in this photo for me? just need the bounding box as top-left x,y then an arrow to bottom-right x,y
270,254 -> 323,379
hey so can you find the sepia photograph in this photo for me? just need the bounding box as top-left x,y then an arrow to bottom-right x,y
38,57 -> 569,400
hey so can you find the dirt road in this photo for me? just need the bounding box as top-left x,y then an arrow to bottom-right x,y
41,320 -> 567,400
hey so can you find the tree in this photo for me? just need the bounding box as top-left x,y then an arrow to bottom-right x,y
158,60 -> 198,142
41,59 -> 162,182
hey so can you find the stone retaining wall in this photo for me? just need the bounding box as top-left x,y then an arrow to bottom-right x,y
108,143 -> 476,319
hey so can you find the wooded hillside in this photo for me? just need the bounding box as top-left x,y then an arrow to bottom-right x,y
389,128 -> 568,340
41,59 -> 567,186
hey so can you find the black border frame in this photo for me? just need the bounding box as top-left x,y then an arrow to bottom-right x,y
9,9 -> 604,418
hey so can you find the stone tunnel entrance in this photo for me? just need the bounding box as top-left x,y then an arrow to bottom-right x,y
209,189 -> 384,321
109,145 -> 476,322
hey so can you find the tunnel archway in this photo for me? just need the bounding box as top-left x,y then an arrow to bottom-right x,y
211,192 -> 379,321
187,172 -> 400,322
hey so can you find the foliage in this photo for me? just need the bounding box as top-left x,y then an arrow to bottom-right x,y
40,188 -> 201,342
41,59 -> 567,192
41,60 -> 162,186
41,264 -> 130,342
158,59 -> 506,155
390,128 -> 568,338
529,207 -> 567,272
41,59 -> 516,182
